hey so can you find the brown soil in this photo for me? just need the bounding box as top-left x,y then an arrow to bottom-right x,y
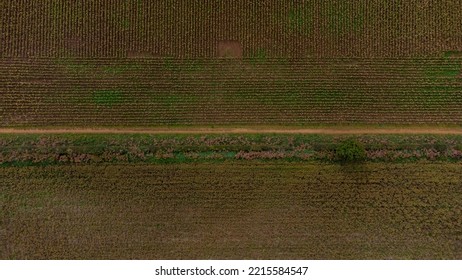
0,127 -> 461,135
217,40 -> 243,58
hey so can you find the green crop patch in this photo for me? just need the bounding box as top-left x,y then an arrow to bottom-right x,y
312,89 -> 345,102
121,18 -> 130,29
424,62 -> 461,79
443,51 -> 462,58
249,48 -> 267,64
92,90 -> 124,106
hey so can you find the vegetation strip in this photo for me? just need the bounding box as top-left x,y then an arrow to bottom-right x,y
1,134 -> 462,165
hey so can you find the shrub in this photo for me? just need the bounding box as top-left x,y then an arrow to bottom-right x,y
336,139 -> 366,162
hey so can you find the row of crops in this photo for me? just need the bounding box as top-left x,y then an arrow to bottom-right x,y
1,58 -> 461,126
1,0 -> 462,58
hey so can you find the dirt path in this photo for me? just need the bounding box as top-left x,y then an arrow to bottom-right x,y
0,127 -> 461,135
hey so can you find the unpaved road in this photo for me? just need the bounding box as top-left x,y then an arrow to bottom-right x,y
0,127 -> 461,134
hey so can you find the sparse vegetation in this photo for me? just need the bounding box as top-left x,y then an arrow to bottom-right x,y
0,134 -> 461,166
2,162 -> 461,259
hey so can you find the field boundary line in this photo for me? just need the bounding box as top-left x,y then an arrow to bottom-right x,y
0,128 -> 461,135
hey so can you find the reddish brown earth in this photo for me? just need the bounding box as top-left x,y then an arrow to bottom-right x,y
217,41 -> 243,58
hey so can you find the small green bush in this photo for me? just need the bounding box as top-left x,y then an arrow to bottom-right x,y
336,139 -> 366,162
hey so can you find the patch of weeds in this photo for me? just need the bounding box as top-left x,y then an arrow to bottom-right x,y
163,56 -> 176,71
249,49 -> 267,64
184,60 -> 203,72
420,60 -> 461,109
420,86 -> 460,108
102,64 -> 138,75
312,89 -> 345,103
121,19 -> 130,29
443,51 -> 462,59
424,62 -> 461,80
336,139 -> 366,162
57,59 -> 91,73
93,90 -> 124,106
224,151 -> 237,158
173,152 -> 188,163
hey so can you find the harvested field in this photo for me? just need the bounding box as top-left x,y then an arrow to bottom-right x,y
1,58 -> 461,126
1,162 -> 461,259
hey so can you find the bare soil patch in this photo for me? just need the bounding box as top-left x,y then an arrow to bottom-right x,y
217,40 -> 243,58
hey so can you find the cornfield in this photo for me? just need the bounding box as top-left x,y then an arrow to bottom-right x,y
1,0 -> 462,58
1,58 -> 461,126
